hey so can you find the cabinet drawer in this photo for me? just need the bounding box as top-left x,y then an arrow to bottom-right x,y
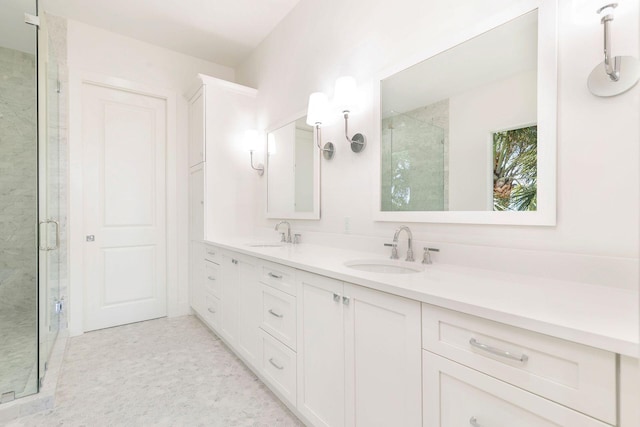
261,329 -> 296,407
204,245 -> 221,264
259,260 -> 296,296
203,260 -> 221,298
423,351 -> 609,427
200,292 -> 221,331
260,284 -> 296,351
422,304 -> 616,424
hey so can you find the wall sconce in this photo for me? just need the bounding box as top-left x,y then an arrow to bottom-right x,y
306,92 -> 335,160
587,3 -> 640,97
334,76 -> 366,153
244,129 -> 264,176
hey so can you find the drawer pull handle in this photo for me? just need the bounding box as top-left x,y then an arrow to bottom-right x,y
207,251 -> 215,256
333,293 -> 341,302
469,417 -> 482,427
268,272 -> 283,279
207,276 -> 216,281
268,309 -> 284,318
268,358 -> 284,370
469,338 -> 528,363
207,307 -> 216,314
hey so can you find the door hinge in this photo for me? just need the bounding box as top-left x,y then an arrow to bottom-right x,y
55,299 -> 64,314
24,13 -> 40,27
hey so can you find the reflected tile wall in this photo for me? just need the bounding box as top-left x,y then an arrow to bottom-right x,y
381,99 -> 449,211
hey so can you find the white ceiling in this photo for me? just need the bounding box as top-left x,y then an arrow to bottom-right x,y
41,0 -> 301,67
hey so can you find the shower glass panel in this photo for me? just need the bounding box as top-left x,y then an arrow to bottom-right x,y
381,112 -> 446,211
0,0 -> 39,402
40,57 -> 62,381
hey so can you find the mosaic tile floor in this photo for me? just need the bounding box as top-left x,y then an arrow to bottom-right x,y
0,270 -> 38,400
7,316 -> 303,426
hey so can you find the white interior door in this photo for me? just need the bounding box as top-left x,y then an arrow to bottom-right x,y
82,82 -> 167,332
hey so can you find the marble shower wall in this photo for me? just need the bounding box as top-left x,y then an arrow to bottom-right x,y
0,45 -> 38,398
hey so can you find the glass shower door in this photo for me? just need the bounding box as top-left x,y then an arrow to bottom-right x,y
0,0 -> 39,402
38,53 -> 62,382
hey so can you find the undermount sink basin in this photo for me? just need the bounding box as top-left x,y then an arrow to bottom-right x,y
344,259 -> 425,274
246,242 -> 284,248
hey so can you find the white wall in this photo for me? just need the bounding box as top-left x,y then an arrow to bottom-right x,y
449,70 -> 537,211
236,0 -> 639,290
63,18 -> 235,330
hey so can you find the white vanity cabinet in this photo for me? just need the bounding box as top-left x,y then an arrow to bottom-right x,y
423,351 -> 610,427
422,304 -> 617,426
218,251 -> 260,364
188,244 -> 636,427
297,271 -> 422,427
257,260 -> 299,407
191,244 -> 222,330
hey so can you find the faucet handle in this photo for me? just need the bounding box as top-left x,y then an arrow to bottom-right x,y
384,243 -> 399,260
422,247 -> 440,265
279,232 -> 286,242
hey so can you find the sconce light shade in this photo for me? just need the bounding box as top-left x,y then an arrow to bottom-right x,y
334,76 -> 358,113
306,92 -> 329,126
244,129 -> 260,152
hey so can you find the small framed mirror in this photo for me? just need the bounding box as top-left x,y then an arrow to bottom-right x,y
374,1 -> 557,225
266,114 -> 320,220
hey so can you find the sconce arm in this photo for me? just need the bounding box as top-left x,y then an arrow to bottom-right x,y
250,151 -> 264,176
314,123 -> 335,160
599,3 -> 620,81
343,111 -> 364,145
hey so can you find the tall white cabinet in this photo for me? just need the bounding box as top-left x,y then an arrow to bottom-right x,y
187,75 -> 257,326
187,73 -> 257,242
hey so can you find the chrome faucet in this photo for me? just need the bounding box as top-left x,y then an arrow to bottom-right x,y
274,221 -> 292,243
392,225 -> 414,262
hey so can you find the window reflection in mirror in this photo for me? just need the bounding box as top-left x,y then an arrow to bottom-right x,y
380,10 -> 538,212
266,116 -> 320,219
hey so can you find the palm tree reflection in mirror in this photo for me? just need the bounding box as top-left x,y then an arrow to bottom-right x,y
493,125 -> 537,211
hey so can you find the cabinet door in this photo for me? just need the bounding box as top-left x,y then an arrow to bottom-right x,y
423,351 -> 610,427
220,253 -> 239,344
189,241 -> 204,314
344,283 -> 422,427
236,256 -> 261,368
188,86 -> 205,167
297,271 -> 345,427
189,164 -> 204,241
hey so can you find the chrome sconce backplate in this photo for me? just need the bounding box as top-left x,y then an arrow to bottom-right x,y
588,3 -> 640,97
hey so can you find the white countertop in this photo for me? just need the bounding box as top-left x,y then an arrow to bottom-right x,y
204,239 -> 639,357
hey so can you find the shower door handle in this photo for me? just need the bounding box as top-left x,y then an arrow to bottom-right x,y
38,219 -> 60,251
50,220 -> 60,250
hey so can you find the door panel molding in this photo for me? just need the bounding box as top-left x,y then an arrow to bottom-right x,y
68,70 -> 178,335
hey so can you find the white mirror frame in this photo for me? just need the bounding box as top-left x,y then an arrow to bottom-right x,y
373,0 -> 557,226
265,109 -> 321,220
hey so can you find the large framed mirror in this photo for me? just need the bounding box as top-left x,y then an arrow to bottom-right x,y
266,114 -> 320,219
374,1 -> 557,225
